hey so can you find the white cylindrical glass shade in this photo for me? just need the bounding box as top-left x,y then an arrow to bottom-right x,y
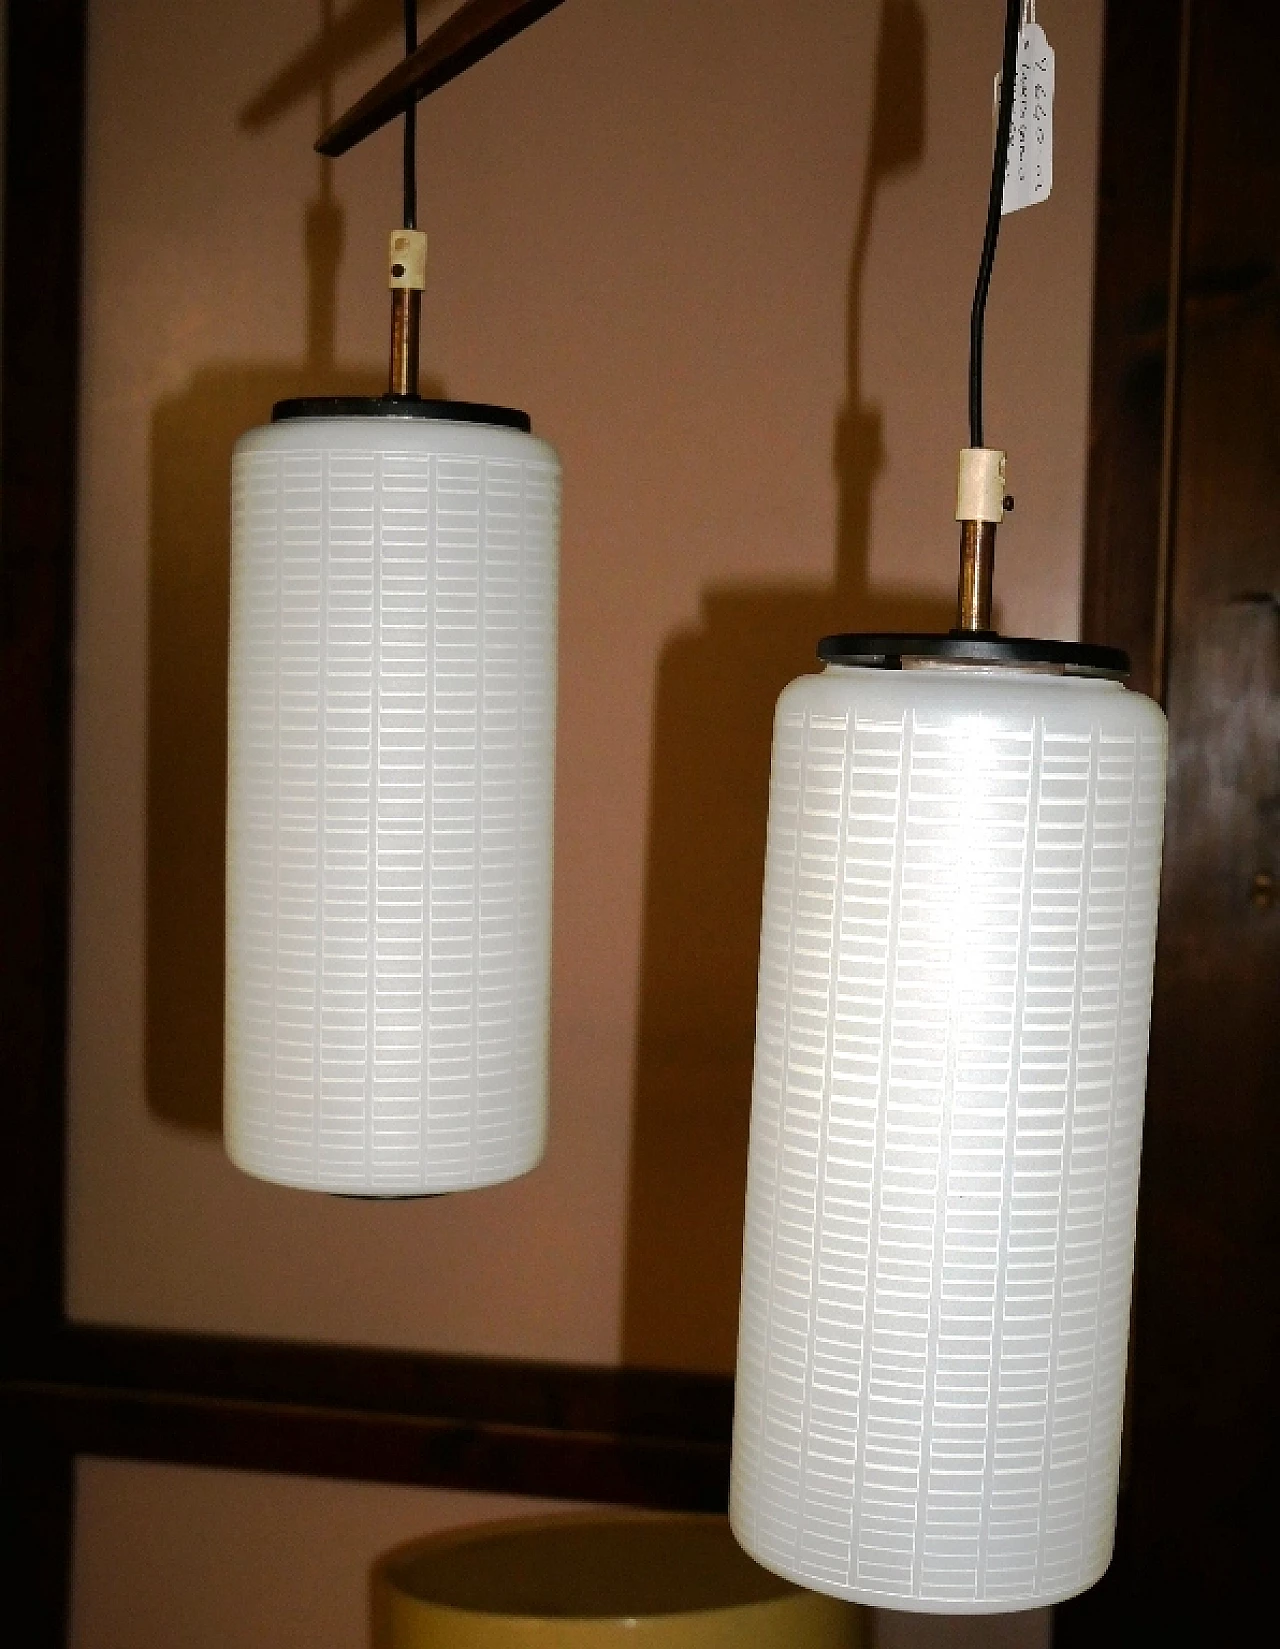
730,663 -> 1167,1612
225,411 -> 559,1195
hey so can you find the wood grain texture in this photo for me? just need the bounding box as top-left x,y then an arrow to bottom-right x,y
316,0 -> 569,157
1078,0 -> 1187,702
1063,0 -> 1280,1634
1123,0 -> 1280,1610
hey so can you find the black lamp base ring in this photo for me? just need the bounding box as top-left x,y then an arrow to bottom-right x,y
817,632 -> 1130,679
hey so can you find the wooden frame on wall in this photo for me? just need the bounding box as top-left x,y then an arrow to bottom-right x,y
0,3 -> 1190,1644
1054,5 -> 1192,1626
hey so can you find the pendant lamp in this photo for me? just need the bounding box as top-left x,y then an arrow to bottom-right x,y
224,3 -> 560,1195
728,1 -> 1167,1614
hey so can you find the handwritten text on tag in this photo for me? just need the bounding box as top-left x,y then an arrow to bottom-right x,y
999,22 -> 1055,214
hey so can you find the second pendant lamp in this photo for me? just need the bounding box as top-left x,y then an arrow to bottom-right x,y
728,0 -> 1167,1614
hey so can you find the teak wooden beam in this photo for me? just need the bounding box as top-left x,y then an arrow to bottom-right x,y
316,0 -> 569,157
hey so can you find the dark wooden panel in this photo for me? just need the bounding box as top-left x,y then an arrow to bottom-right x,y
1064,2 -> 1280,1637
1123,0 -> 1280,1610
1,1379 -> 730,1512
7,1323 -> 733,1509
24,1324 -> 734,1450
0,1422 -> 76,1649
1079,0 -> 1189,699
0,13 -> 105,1643
0,0 -> 86,1339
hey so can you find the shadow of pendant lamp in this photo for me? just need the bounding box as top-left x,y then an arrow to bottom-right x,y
230,0 -> 1169,1617
224,1 -> 561,1195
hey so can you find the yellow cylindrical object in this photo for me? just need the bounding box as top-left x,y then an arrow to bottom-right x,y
375,1516 -> 866,1648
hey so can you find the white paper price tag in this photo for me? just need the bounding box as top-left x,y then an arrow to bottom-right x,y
998,15 -> 1055,214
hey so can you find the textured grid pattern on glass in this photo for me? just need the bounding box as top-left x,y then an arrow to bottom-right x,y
225,430 -> 558,1194
730,672 -> 1166,1611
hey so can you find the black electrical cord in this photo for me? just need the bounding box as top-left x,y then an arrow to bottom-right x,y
969,0 -> 1023,449
403,0 -> 418,229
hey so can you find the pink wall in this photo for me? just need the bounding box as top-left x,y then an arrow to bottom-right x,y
66,1 -> 1094,1642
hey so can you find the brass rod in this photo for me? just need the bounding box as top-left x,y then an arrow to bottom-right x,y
388,288 -> 421,397
956,519 -> 997,632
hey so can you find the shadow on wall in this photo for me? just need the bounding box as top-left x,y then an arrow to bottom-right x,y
145,1 -> 445,1132
620,0 -> 965,1374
